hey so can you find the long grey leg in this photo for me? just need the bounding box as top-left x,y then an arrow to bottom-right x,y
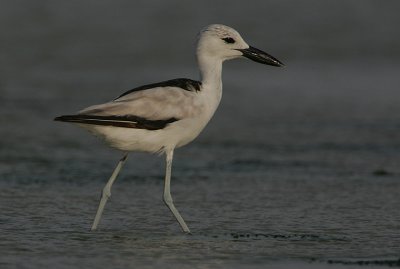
163,149 -> 191,233
91,154 -> 128,231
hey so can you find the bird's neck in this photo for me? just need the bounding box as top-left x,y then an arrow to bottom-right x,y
196,54 -> 223,124
197,54 -> 223,91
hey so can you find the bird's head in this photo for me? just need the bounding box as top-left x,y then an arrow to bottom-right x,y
197,24 -> 284,67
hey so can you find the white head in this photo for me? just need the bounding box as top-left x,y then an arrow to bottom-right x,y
197,24 -> 284,67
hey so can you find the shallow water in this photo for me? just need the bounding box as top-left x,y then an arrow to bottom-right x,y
1,1 -> 400,268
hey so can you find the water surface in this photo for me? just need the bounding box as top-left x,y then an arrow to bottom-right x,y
1,1 -> 400,268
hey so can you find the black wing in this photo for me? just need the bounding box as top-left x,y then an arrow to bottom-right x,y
54,115 -> 178,130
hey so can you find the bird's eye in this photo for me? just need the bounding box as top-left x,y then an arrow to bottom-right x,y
222,37 -> 235,44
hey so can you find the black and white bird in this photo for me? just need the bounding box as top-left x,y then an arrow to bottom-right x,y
55,24 -> 284,233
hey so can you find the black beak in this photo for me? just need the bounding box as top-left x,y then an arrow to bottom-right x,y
237,46 -> 284,67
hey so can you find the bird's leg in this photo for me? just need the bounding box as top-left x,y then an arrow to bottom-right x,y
91,153 -> 128,231
163,149 -> 191,233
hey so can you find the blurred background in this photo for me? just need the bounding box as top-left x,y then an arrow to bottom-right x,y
1,1 -> 399,268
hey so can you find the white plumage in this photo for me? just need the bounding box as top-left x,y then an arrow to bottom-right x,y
55,24 -> 284,233
77,85 -> 211,152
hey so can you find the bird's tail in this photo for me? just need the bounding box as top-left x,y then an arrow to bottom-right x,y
54,115 -> 86,123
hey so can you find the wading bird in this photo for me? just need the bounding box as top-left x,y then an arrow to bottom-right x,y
55,24 -> 284,233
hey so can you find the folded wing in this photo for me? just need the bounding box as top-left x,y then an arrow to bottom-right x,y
55,82 -> 202,130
